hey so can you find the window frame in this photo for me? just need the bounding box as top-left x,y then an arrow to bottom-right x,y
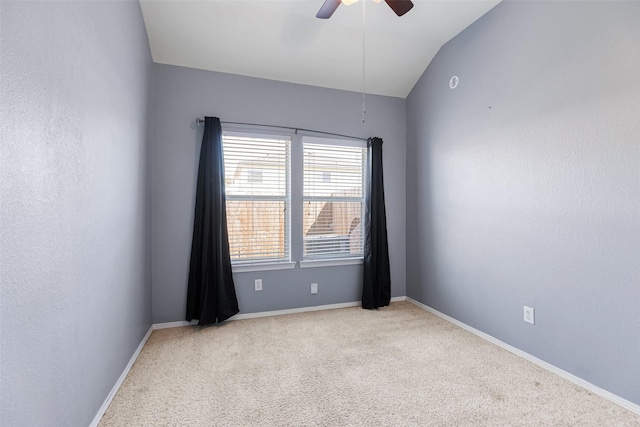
222,129 -> 292,267
221,127 -> 366,271
301,136 -> 367,261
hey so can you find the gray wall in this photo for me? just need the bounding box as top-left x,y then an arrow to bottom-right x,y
0,2 -> 152,425
151,64 -> 406,323
406,1 -> 639,405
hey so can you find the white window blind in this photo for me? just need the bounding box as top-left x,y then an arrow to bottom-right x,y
303,140 -> 366,259
223,133 -> 290,264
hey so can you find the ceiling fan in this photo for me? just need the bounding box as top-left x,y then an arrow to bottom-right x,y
316,0 -> 414,19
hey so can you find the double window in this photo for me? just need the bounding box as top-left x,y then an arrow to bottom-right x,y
222,130 -> 366,269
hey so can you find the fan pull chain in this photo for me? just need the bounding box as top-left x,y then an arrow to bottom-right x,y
361,0 -> 366,124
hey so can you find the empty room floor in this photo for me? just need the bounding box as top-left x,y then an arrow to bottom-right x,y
100,302 -> 640,426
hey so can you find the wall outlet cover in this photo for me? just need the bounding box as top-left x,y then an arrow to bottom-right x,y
311,283 -> 318,294
524,306 -> 535,325
254,279 -> 262,291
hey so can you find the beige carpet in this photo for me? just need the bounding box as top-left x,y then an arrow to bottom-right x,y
100,302 -> 640,426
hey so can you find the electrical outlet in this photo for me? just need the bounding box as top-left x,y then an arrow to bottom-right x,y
311,283 -> 318,295
524,306 -> 535,325
254,279 -> 262,291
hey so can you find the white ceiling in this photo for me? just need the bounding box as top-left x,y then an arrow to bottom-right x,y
140,0 -> 501,98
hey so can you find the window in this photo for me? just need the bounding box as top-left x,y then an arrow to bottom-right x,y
223,133 -> 290,264
222,130 -> 366,268
303,138 -> 365,260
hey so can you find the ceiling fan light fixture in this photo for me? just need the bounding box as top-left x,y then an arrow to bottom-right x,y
317,0 -> 413,19
342,0 -> 383,5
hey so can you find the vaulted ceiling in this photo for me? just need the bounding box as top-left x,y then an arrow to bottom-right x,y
140,0 -> 501,98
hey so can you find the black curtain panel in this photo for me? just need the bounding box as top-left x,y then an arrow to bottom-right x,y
362,137 -> 391,309
186,117 -> 239,325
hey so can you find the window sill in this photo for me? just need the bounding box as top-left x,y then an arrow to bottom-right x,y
232,261 -> 297,273
299,258 -> 363,269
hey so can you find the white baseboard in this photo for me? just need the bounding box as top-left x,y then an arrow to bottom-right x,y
406,297 -> 640,416
89,326 -> 153,427
232,301 -> 362,320
152,319 -> 198,329
152,297 -> 407,328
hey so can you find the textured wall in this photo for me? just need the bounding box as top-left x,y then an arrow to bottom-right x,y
0,2 -> 152,425
151,64 -> 406,323
406,1 -> 639,404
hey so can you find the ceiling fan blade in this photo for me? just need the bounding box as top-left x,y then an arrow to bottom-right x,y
385,0 -> 414,17
316,0 -> 341,19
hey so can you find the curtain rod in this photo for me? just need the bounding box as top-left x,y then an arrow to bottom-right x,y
195,118 -> 367,141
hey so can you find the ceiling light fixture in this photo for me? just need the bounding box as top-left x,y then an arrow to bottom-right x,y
317,0 -> 413,19
315,0 -> 414,123
342,0 -> 382,5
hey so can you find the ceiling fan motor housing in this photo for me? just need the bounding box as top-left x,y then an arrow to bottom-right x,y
316,0 -> 414,19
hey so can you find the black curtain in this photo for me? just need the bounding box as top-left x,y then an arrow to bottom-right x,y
186,117 -> 239,325
362,137 -> 391,309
